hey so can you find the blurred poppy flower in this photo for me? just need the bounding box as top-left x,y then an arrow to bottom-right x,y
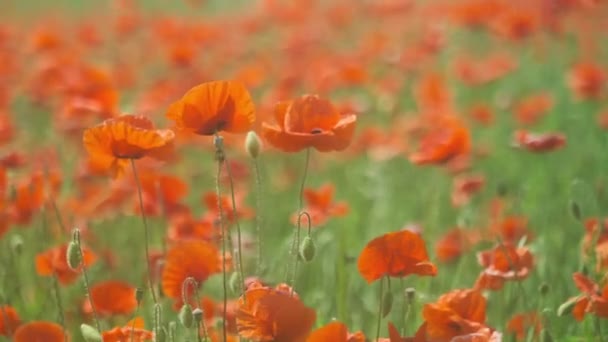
13,321 -> 67,342
167,213 -> 215,243
202,191 -> 254,224
236,283 -> 316,342
512,130 -> 566,152
513,92 -> 553,125
161,241 -> 222,300
568,62 -> 606,100
291,183 -> 349,227
451,174 -> 485,207
84,280 -> 137,316
564,272 -> 608,321
358,230 -> 437,283
409,115 -> 471,165
475,244 -> 534,291
435,228 -> 479,263
0,305 -> 20,336
83,115 -> 175,177
306,321 -> 365,342
167,80 -> 256,135
262,94 -> 357,152
506,312 -> 542,341
36,243 -> 97,285
102,317 -> 153,342
491,216 -> 533,245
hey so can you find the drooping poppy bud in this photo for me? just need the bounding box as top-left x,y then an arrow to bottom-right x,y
245,131 -> 262,159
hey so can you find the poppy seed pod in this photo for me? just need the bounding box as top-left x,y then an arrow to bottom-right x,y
539,283 -> 550,296
245,131 -> 262,158
80,323 -> 102,342
66,241 -> 81,270
382,291 -> 393,318
299,236 -> 316,262
178,304 -> 193,328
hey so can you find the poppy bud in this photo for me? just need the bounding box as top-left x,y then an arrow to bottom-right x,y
178,304 -> 194,328
539,283 -> 550,296
229,272 -> 241,295
135,287 -> 144,305
193,308 -> 203,323
245,131 -> 262,159
299,236 -> 316,262
80,323 -> 102,342
382,291 -> 393,318
10,235 -> 23,255
66,241 -> 81,270
168,321 -> 176,342
557,297 -> 578,316
569,200 -> 582,221
405,288 -> 416,304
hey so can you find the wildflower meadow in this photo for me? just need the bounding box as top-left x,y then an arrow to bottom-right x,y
1,0 -> 608,341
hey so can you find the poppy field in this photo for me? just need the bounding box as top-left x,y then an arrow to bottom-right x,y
1,0 -> 608,341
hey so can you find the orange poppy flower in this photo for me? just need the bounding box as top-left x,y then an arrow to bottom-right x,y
202,191 -> 254,224
36,243 -> 97,285
357,230 -> 437,283
513,92 -> 553,125
262,94 -> 357,152
167,213 -> 215,243
83,115 -> 175,177
137,172 -> 189,217
166,80 -> 256,135
291,183 -> 349,227
161,240 -> 222,300
416,289 -> 492,341
564,272 -> 608,321
102,317 -> 154,342
492,8 -> 538,41
451,174 -> 485,207
468,103 -> 494,126
84,280 -> 137,316
475,244 -> 534,291
409,115 -> 471,166
568,62 -> 606,100
0,305 -> 21,336
506,312 -> 541,341
512,129 -> 566,153
13,321 -> 67,342
306,321 -> 365,342
236,284 -> 316,342
435,228 -> 479,263
491,216 -> 533,245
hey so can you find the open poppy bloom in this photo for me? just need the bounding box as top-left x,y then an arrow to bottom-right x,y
565,272 -> 608,321
83,280 -> 137,316
13,321 -> 67,342
262,94 -> 357,152
414,289 -> 501,341
236,283 -> 316,342
201,191 -> 254,224
83,115 -> 175,177
291,183 -> 349,227
474,244 -> 534,291
512,130 -> 566,153
506,312 -> 541,341
102,317 -> 154,342
409,115 -> 471,166
35,243 -> 97,285
0,305 -> 21,336
357,230 -> 437,283
306,321 -> 365,342
166,80 -> 256,135
567,62 -> 606,100
435,228 -> 480,263
161,240 -> 222,300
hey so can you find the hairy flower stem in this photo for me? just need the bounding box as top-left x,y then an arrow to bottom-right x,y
224,157 -> 246,297
253,159 -> 263,274
73,229 -> 101,332
285,148 -> 311,285
131,159 -> 158,304
376,277 -> 385,342
214,135 -> 229,342
51,275 -> 68,342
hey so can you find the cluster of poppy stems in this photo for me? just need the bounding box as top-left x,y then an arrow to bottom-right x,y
0,0 -> 608,341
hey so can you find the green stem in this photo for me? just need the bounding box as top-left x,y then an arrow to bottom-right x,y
224,157 -> 246,297
376,277 -> 385,342
130,159 -> 158,304
215,152 -> 228,342
74,230 -> 101,332
253,159 -> 263,275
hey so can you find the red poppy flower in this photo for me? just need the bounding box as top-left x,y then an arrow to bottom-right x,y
409,115 -> 471,166
0,305 -> 21,336
102,317 -> 154,342
13,321 -> 67,342
83,115 -> 175,177
357,230 -> 437,283
512,130 -> 566,153
84,280 -> 138,316
306,321 -> 365,342
262,94 -> 357,152
202,191 -> 254,224
513,92 -> 553,125
166,80 -> 256,135
506,312 -> 542,341
451,174 -> 485,207
291,183 -> 349,227
435,228 -> 479,263
566,272 -> 608,321
36,243 -> 97,285
568,62 -> 606,100
161,241 -> 222,300
475,244 -> 534,291
236,284 -> 316,342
